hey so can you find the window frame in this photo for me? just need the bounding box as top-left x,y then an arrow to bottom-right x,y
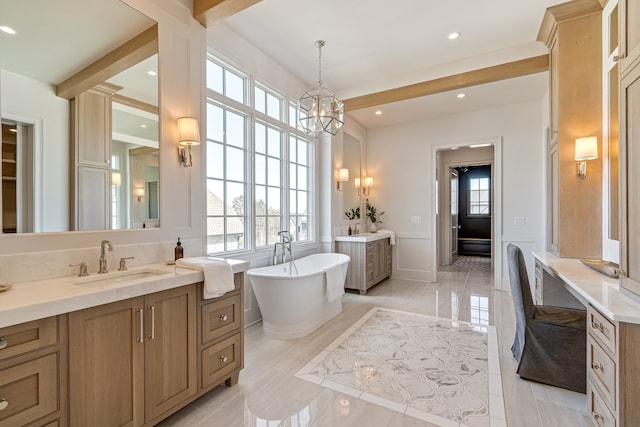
205,51 -> 315,257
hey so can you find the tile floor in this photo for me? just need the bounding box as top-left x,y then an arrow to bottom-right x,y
158,259 -> 591,427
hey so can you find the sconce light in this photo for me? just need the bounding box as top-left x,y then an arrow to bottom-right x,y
363,176 -> 373,196
136,188 -> 144,202
337,168 -> 349,191
575,136 -> 598,179
178,117 -> 200,167
355,177 -> 361,195
111,172 -> 121,187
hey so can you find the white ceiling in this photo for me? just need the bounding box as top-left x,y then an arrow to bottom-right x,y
221,0 -> 558,128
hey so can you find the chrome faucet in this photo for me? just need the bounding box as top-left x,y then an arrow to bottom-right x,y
354,223 -> 361,235
272,231 -> 293,265
99,240 -> 114,274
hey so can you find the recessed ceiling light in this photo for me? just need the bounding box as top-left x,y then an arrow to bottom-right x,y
0,26 -> 16,35
457,93 -> 466,99
448,32 -> 460,40
140,124 -> 147,128
147,70 -> 157,76
375,110 -> 382,115
450,147 -> 459,150
470,143 -> 491,148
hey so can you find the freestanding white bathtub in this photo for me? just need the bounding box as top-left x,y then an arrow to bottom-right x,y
247,253 -> 350,340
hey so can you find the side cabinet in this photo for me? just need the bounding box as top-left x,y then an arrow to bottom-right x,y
336,237 -> 392,295
199,272 -> 244,391
0,316 -> 67,427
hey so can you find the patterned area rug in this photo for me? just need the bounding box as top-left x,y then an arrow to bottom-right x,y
452,256 -> 492,270
296,308 -> 505,427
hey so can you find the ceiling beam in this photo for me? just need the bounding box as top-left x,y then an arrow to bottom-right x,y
343,54 -> 549,112
56,25 -> 158,100
194,0 -> 262,27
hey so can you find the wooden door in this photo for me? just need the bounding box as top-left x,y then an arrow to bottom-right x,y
144,285 -> 197,422
620,63 -> 640,297
620,0 -> 640,73
450,169 -> 459,263
68,297 -> 145,427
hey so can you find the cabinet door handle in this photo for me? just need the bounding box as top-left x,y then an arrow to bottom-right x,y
137,308 -> 144,343
0,398 -> 7,411
219,314 -> 229,322
592,411 -> 604,422
148,305 -> 155,340
591,321 -> 604,333
220,355 -> 228,363
0,338 -> 7,350
591,362 -> 604,372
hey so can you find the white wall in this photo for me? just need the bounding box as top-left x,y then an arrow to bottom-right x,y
366,100 -> 545,288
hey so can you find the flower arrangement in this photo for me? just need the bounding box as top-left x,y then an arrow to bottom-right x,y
345,207 -> 360,220
366,199 -> 384,224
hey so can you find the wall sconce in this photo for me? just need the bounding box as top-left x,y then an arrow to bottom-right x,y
136,188 -> 144,202
355,177 -> 361,195
178,117 -> 200,167
111,172 -> 121,187
363,176 -> 373,196
575,136 -> 598,179
337,168 -> 349,191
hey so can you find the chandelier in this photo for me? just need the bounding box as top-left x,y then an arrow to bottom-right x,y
298,40 -> 344,137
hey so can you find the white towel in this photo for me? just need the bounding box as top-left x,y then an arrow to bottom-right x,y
324,261 -> 349,303
378,229 -> 396,245
176,257 -> 235,299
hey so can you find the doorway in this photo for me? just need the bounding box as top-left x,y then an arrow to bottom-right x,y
434,141 -> 501,288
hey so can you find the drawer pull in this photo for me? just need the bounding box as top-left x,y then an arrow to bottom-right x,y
219,314 -> 229,322
0,398 -> 7,411
591,321 -> 605,333
591,362 -> 604,372
137,308 -> 144,343
220,355 -> 228,363
148,305 -> 155,340
0,338 -> 7,350
592,411 -> 604,422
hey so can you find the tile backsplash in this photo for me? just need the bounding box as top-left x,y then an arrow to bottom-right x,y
0,238 -> 203,284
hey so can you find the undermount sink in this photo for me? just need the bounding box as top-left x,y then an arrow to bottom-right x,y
73,269 -> 171,287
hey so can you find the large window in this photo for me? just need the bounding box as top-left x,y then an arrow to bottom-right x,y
205,55 -> 312,254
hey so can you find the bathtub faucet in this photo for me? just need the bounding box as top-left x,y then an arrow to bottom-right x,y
273,231 -> 293,265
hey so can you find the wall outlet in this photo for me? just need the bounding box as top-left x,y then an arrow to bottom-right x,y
514,216 -> 525,225
411,216 -> 422,224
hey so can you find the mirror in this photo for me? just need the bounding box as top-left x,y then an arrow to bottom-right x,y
340,133 -> 362,222
0,0 -> 158,233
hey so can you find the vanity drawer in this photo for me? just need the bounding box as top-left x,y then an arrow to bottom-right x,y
588,381 -> 616,427
588,335 -> 616,410
589,306 -> 617,356
0,353 -> 59,426
201,334 -> 241,389
0,317 -> 58,362
201,294 -> 241,345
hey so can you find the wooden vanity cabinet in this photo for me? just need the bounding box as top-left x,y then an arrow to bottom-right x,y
0,316 -> 67,427
336,237 -> 392,295
68,285 -> 197,427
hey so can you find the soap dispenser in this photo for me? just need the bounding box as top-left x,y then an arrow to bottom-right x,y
174,238 -> 184,261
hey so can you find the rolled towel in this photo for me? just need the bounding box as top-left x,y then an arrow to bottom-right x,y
176,257 -> 235,299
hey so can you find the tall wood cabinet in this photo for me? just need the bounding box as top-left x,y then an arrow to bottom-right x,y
538,0 -> 603,258
620,3 -> 640,300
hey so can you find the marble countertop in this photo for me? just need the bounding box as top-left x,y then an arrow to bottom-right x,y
335,230 -> 393,243
0,258 -> 249,329
532,251 -> 640,324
